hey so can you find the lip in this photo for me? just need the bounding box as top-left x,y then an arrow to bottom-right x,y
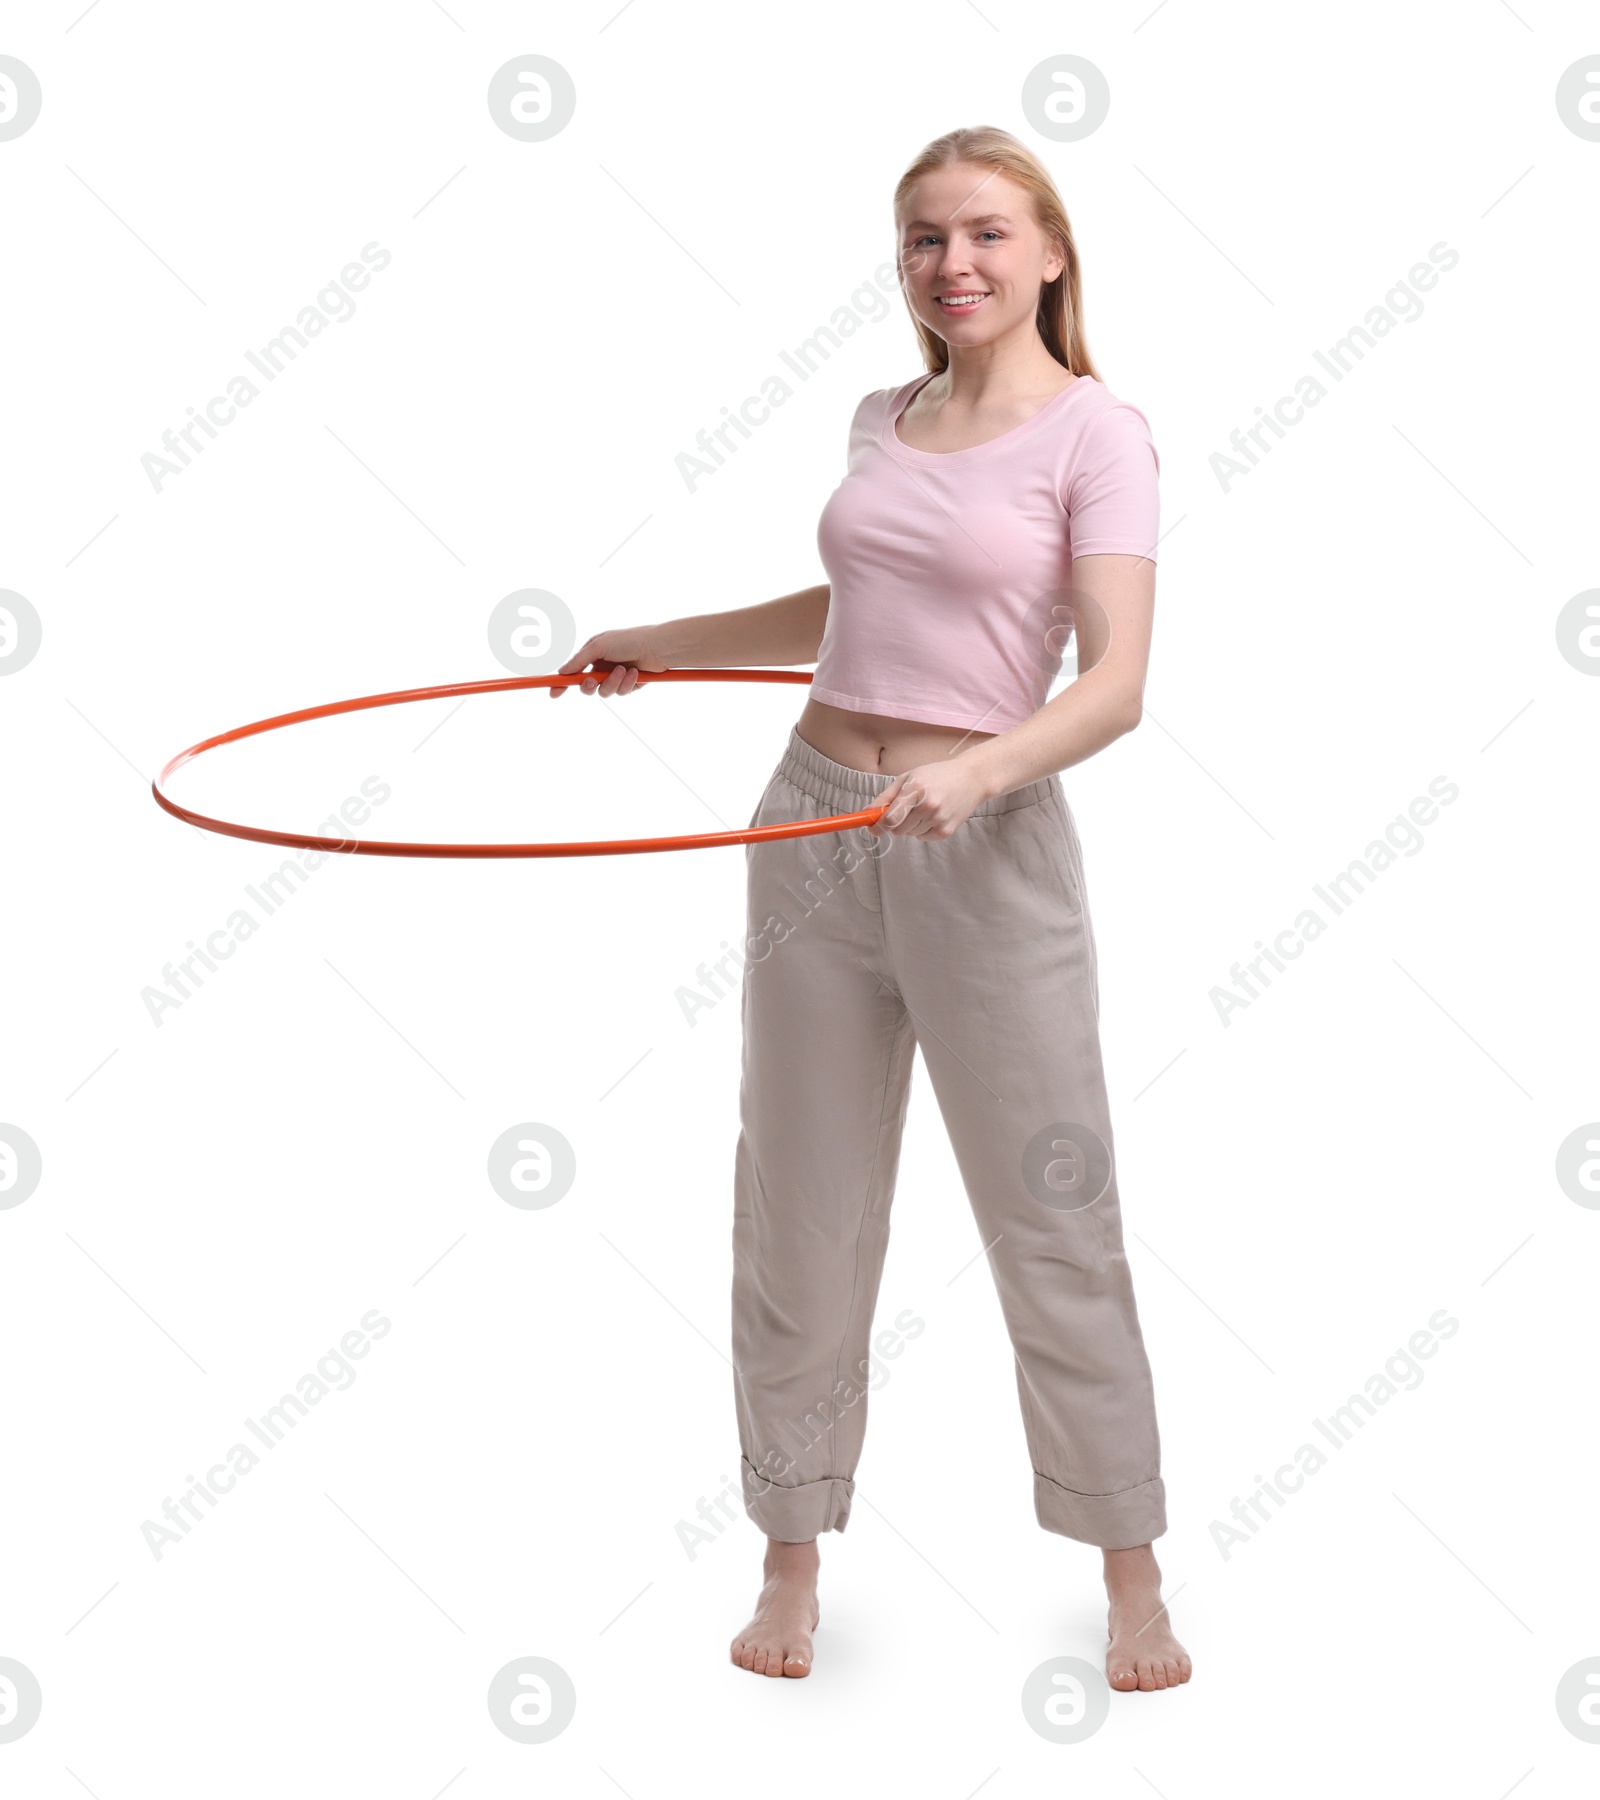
935,290 -> 991,313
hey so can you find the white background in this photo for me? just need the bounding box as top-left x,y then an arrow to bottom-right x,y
2,1 -> 1597,1793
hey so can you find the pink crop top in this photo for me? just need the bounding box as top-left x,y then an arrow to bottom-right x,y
811,370 -> 1160,733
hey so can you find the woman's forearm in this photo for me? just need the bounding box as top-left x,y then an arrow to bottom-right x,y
964,671 -> 1142,799
965,553 -> 1155,796
653,584 -> 829,668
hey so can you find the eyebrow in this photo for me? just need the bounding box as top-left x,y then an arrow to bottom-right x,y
901,212 -> 1013,233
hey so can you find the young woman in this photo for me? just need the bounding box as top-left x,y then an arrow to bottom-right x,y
553,125 -> 1191,1696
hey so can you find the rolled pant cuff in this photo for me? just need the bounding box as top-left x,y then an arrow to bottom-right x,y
1034,1471 -> 1167,1549
741,1459 -> 854,1540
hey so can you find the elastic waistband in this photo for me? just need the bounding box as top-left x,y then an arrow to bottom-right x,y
778,725 -> 1059,817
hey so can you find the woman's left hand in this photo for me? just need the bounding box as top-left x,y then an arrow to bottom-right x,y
868,757 -> 993,840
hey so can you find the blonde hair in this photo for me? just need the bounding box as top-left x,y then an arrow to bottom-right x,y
893,125 -> 1101,381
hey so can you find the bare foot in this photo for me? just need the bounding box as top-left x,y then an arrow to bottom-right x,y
1103,1543 -> 1192,1693
730,1536 -> 819,1678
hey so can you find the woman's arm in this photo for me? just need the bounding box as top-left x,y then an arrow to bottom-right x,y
550,583 -> 824,694
552,584 -> 829,698
657,583 -> 830,668
963,552 -> 1155,797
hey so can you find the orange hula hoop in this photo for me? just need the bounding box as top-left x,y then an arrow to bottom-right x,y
151,663 -> 890,859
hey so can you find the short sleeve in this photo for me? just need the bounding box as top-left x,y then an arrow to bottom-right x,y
1062,401 -> 1160,561
842,388 -> 886,465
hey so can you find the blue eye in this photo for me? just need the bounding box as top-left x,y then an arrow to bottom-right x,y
909,230 -> 1001,248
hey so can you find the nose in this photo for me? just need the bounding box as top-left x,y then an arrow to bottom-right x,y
935,240 -> 976,281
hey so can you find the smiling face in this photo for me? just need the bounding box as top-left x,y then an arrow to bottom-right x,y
897,162 -> 1064,349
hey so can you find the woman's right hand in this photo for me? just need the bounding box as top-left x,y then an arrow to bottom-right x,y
549,627 -> 672,700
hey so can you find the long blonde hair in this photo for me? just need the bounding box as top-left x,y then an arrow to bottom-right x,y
893,125 -> 1101,381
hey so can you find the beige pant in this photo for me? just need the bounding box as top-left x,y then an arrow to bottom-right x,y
731,725 -> 1166,1549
